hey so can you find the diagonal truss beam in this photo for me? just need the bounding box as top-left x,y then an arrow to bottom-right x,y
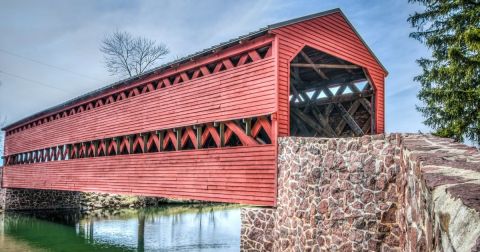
335,101 -> 364,136
300,51 -> 329,80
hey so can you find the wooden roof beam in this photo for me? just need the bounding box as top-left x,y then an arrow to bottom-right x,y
292,73 -> 366,92
299,51 -> 329,79
291,89 -> 373,107
291,63 -> 360,69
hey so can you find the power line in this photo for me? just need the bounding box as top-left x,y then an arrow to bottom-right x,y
0,70 -> 68,92
0,48 -> 103,82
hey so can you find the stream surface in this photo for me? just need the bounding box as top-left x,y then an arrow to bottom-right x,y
0,204 -> 241,252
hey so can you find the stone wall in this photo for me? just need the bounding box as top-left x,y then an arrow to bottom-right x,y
241,208 -> 276,251
0,186 -> 193,212
398,135 -> 480,251
0,188 -> 172,211
0,188 -> 80,210
241,134 -> 480,252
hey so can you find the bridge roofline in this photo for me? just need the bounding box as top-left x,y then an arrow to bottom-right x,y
3,8 -> 386,131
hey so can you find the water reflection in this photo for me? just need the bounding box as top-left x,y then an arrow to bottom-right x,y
0,204 -> 241,252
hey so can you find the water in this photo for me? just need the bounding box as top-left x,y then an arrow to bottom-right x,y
0,204 -> 241,252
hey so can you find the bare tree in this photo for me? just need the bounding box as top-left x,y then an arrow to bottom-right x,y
100,31 -> 169,77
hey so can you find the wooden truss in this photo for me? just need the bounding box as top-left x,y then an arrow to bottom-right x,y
290,47 -> 375,137
3,115 -> 273,166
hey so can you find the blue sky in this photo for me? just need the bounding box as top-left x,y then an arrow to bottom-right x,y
0,0 -> 430,152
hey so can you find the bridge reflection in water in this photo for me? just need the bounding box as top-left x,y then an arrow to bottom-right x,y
0,204 -> 240,252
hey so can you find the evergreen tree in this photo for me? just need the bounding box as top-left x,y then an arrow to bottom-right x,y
408,0 -> 480,144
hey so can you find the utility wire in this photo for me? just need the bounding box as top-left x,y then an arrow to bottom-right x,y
0,70 -> 68,92
0,48 -> 103,82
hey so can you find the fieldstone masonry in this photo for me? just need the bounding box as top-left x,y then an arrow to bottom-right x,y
0,188 -> 168,211
241,134 -> 480,251
0,187 -> 80,210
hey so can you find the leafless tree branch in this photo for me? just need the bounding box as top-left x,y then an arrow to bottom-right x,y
100,31 -> 169,77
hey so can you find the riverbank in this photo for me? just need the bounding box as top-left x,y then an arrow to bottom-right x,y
0,185 -> 208,212
79,192 -> 210,214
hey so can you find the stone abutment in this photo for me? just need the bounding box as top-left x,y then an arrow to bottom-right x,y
0,187 -> 80,210
241,134 -> 480,251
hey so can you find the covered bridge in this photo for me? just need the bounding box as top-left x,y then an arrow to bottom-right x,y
1,9 -> 387,206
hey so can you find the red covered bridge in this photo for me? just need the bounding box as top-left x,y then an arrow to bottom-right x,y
1,9 -> 387,206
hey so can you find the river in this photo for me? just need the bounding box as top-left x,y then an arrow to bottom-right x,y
0,204 -> 241,251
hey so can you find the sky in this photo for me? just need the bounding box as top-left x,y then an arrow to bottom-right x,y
0,0 -> 431,155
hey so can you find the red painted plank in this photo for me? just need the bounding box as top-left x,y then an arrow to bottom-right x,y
3,146 -> 276,206
5,59 -> 276,154
3,11 -> 386,208
272,12 -> 386,136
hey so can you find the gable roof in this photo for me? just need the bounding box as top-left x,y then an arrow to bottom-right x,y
3,8 -> 387,131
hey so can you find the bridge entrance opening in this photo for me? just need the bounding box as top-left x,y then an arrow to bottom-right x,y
289,46 -> 375,137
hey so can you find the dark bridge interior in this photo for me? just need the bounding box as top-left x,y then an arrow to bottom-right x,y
290,46 -> 375,137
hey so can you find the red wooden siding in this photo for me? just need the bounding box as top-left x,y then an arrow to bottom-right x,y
4,46 -> 276,155
2,145 -> 276,206
273,12 -> 386,136
2,9 -> 386,207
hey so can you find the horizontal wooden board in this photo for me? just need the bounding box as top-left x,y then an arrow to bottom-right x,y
5,58 -> 277,155
3,145 -> 277,206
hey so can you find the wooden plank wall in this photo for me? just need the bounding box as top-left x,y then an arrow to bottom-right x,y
2,11 -> 386,206
4,41 -> 276,155
2,145 -> 276,206
2,35 -> 278,206
273,11 -> 386,136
